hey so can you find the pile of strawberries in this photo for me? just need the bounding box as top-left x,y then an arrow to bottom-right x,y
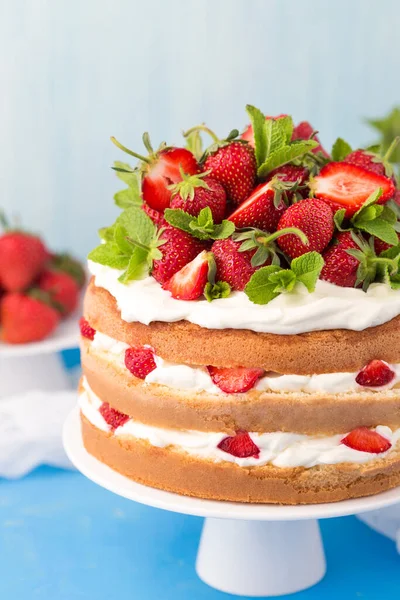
0,223 -> 85,344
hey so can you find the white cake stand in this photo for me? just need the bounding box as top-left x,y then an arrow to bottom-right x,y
63,408 -> 400,597
0,307 -> 81,398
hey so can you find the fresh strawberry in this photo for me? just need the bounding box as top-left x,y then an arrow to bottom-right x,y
320,232 -> 361,287
292,121 -> 329,157
39,269 -> 79,315
124,346 -> 157,379
374,232 -> 400,255
393,189 -> 400,206
211,239 -> 257,291
228,182 -> 285,231
1,292 -> 59,344
151,226 -> 207,285
218,431 -> 260,458
356,360 -> 396,387
111,136 -> 199,212
344,150 -> 387,177
208,366 -> 264,393
49,253 -> 86,288
170,172 -> 227,223
163,250 -> 210,300
241,114 -> 288,147
267,164 -> 309,196
276,198 -> 334,259
99,402 -> 129,430
341,427 -> 391,454
142,203 -> 166,227
312,162 -> 395,217
0,232 -> 48,292
79,317 -> 96,341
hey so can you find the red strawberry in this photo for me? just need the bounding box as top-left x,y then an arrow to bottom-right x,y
124,346 -> 157,379
277,198 -> 334,259
267,164 -> 309,195
228,182 -> 285,231
142,203 -> 166,227
39,269 -> 79,315
356,360 -> 396,387
99,402 -> 129,430
341,427 -> 391,454
152,227 -> 207,285
344,150 -> 388,177
208,366 -> 264,393
241,114 -> 288,147
49,253 -> 86,289
218,431 -> 260,458
211,239 -> 257,291
111,136 -> 199,212
0,232 -> 48,292
320,232 -> 361,287
170,173 -> 227,223
204,141 -> 257,205
292,121 -> 329,157
163,250 -> 210,300
374,232 -> 400,255
312,162 -> 395,217
79,317 -> 96,341
393,189 -> 400,206
1,292 -> 59,344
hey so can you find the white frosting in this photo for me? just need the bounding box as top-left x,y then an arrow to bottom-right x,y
79,379 -> 400,468
90,332 -> 400,395
88,261 -> 400,335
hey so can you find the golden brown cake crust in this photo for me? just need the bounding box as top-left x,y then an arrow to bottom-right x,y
84,279 -> 400,374
81,415 -> 400,504
82,345 -> 400,435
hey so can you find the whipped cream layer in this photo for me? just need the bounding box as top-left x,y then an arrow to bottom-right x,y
79,378 -> 400,468
90,331 -> 400,395
89,261 -> 400,335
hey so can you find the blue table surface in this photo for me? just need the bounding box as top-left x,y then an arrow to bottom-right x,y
0,350 -> 398,599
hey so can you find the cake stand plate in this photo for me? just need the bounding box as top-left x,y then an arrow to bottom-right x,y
0,307 -> 81,398
63,408 -> 400,597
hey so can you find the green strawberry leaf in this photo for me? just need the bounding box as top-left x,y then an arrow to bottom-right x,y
204,281 -> 231,302
290,251 -> 324,292
164,207 -> 234,240
244,265 -> 283,305
331,138 -> 352,161
258,140 -> 318,177
185,129 -> 203,161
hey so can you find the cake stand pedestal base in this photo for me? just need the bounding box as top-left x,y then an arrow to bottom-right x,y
63,408 -> 400,598
196,517 -> 325,597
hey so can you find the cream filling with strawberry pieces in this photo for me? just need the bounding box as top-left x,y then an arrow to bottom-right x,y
79,377 -> 400,468
90,331 -> 400,395
88,260 -> 400,335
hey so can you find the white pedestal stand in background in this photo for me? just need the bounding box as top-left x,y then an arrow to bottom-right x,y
63,408 -> 400,597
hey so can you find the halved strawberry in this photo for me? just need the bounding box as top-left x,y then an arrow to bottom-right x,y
356,360 -> 396,387
312,162 -> 395,217
163,250 -> 210,300
218,431 -> 260,458
341,427 -> 392,454
208,366 -> 264,393
79,317 -> 96,341
227,182 -> 285,231
99,402 -> 129,430
125,346 -> 157,379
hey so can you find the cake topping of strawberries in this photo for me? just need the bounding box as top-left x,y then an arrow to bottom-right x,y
79,317 -> 96,340
99,402 -> 129,430
341,427 -> 392,454
218,431 -> 260,459
152,226 -> 207,285
163,250 -> 211,301
169,170 -> 227,223
125,346 -> 157,379
227,181 -> 286,231
356,360 -> 396,387
208,366 -> 264,394
212,239 -> 257,291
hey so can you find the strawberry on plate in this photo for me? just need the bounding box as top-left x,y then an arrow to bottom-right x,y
276,198 -> 334,259
218,430 -> 260,458
99,402 -> 129,430
151,226 -> 207,285
312,162 -> 395,217
79,317 -> 96,341
227,181 -> 285,231
1,292 -> 59,344
0,231 -> 48,292
124,346 -> 157,379
208,366 -> 264,393
211,238 -> 257,291
341,426 -> 392,454
356,360 -> 396,387
170,172 -> 227,223
39,269 -> 79,315
163,250 -> 211,300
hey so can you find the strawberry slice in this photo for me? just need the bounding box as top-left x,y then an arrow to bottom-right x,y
218,430 -> 260,458
99,402 -> 129,430
356,360 -> 396,387
228,182 -> 285,231
341,427 -> 392,454
208,366 -> 264,393
162,250 -> 210,300
313,162 -> 395,217
125,346 -> 157,379
79,317 -> 96,341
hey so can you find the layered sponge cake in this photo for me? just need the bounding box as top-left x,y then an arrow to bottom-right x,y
78,107 -> 400,504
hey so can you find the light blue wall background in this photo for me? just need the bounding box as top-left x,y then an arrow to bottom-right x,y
1,0 -> 400,259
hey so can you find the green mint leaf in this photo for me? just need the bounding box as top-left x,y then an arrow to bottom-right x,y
118,247 -> 150,283
116,207 -> 155,246
390,273 -> 400,289
164,207 -> 234,240
98,225 -> 115,242
87,243 -> 130,270
331,138 -> 352,161
264,116 -> 294,157
113,161 -> 141,190
257,140 -> 318,177
352,188 -> 383,221
333,209 -> 348,231
246,105 -> 268,167
380,244 -> 400,259
204,281 -> 231,302
209,220 -> 235,240
290,251 -> 324,292
114,224 -> 134,255
357,219 -> 399,245
114,186 -> 142,209
164,208 -> 194,234
244,265 -> 283,305
268,269 -> 297,293
381,205 -> 397,225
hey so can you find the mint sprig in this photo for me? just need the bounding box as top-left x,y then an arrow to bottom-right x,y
112,161 -> 142,209
244,251 -> 324,305
164,207 -> 235,241
331,138 -> 352,161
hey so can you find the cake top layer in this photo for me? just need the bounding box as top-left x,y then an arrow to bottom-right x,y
88,105 -> 400,334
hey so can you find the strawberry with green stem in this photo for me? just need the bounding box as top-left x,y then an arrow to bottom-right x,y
169,168 -> 227,223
